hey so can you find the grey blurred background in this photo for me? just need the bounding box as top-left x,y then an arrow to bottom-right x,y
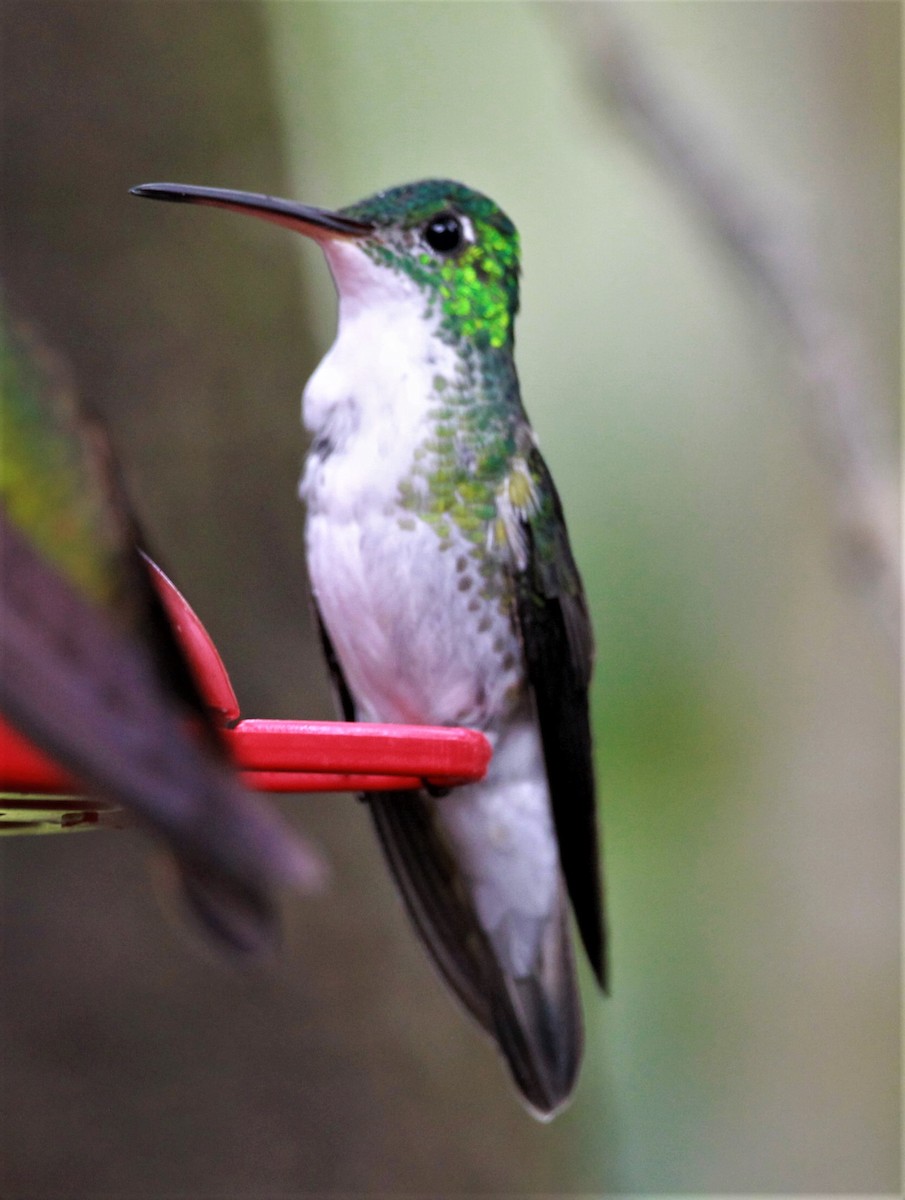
0,2 -> 899,1194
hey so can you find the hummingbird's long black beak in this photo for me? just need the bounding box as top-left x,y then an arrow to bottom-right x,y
130,183 -> 374,241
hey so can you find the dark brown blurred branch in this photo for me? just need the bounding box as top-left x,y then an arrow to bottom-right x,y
560,5 -> 900,645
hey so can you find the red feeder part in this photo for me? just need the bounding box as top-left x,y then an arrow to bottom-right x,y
143,554 -> 241,725
0,559 -> 492,826
227,719 -> 491,793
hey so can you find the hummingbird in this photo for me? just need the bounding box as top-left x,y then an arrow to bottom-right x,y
0,301 -> 321,950
132,179 -> 607,1117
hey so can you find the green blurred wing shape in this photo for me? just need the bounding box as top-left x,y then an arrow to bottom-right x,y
0,304 -> 320,952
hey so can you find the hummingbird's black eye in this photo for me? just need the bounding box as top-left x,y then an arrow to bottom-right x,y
423,212 -> 464,255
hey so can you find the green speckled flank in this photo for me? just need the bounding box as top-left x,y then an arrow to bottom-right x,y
395,354 -> 545,601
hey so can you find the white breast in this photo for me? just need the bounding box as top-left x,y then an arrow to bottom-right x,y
301,239 -> 453,520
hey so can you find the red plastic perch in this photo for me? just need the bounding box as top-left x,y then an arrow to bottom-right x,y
0,715 -> 492,797
0,561 -> 492,803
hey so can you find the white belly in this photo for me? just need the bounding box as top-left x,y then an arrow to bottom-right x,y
305,507 -> 522,729
307,500 -> 558,974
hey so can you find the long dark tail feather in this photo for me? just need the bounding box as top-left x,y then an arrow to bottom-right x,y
369,790 -> 582,1118
497,914 -> 583,1119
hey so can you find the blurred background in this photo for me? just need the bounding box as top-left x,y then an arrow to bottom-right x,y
0,1 -> 899,1193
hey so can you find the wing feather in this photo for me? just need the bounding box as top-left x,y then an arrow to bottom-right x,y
512,450 -> 608,989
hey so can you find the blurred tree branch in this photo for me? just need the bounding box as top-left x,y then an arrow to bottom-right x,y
559,5 -> 899,646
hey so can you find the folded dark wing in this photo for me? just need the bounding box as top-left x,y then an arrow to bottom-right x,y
512,450 -> 608,989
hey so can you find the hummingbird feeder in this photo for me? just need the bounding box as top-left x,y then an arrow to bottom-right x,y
0,559 -> 491,832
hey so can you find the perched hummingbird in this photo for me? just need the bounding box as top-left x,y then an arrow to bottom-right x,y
133,179 -> 607,1117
